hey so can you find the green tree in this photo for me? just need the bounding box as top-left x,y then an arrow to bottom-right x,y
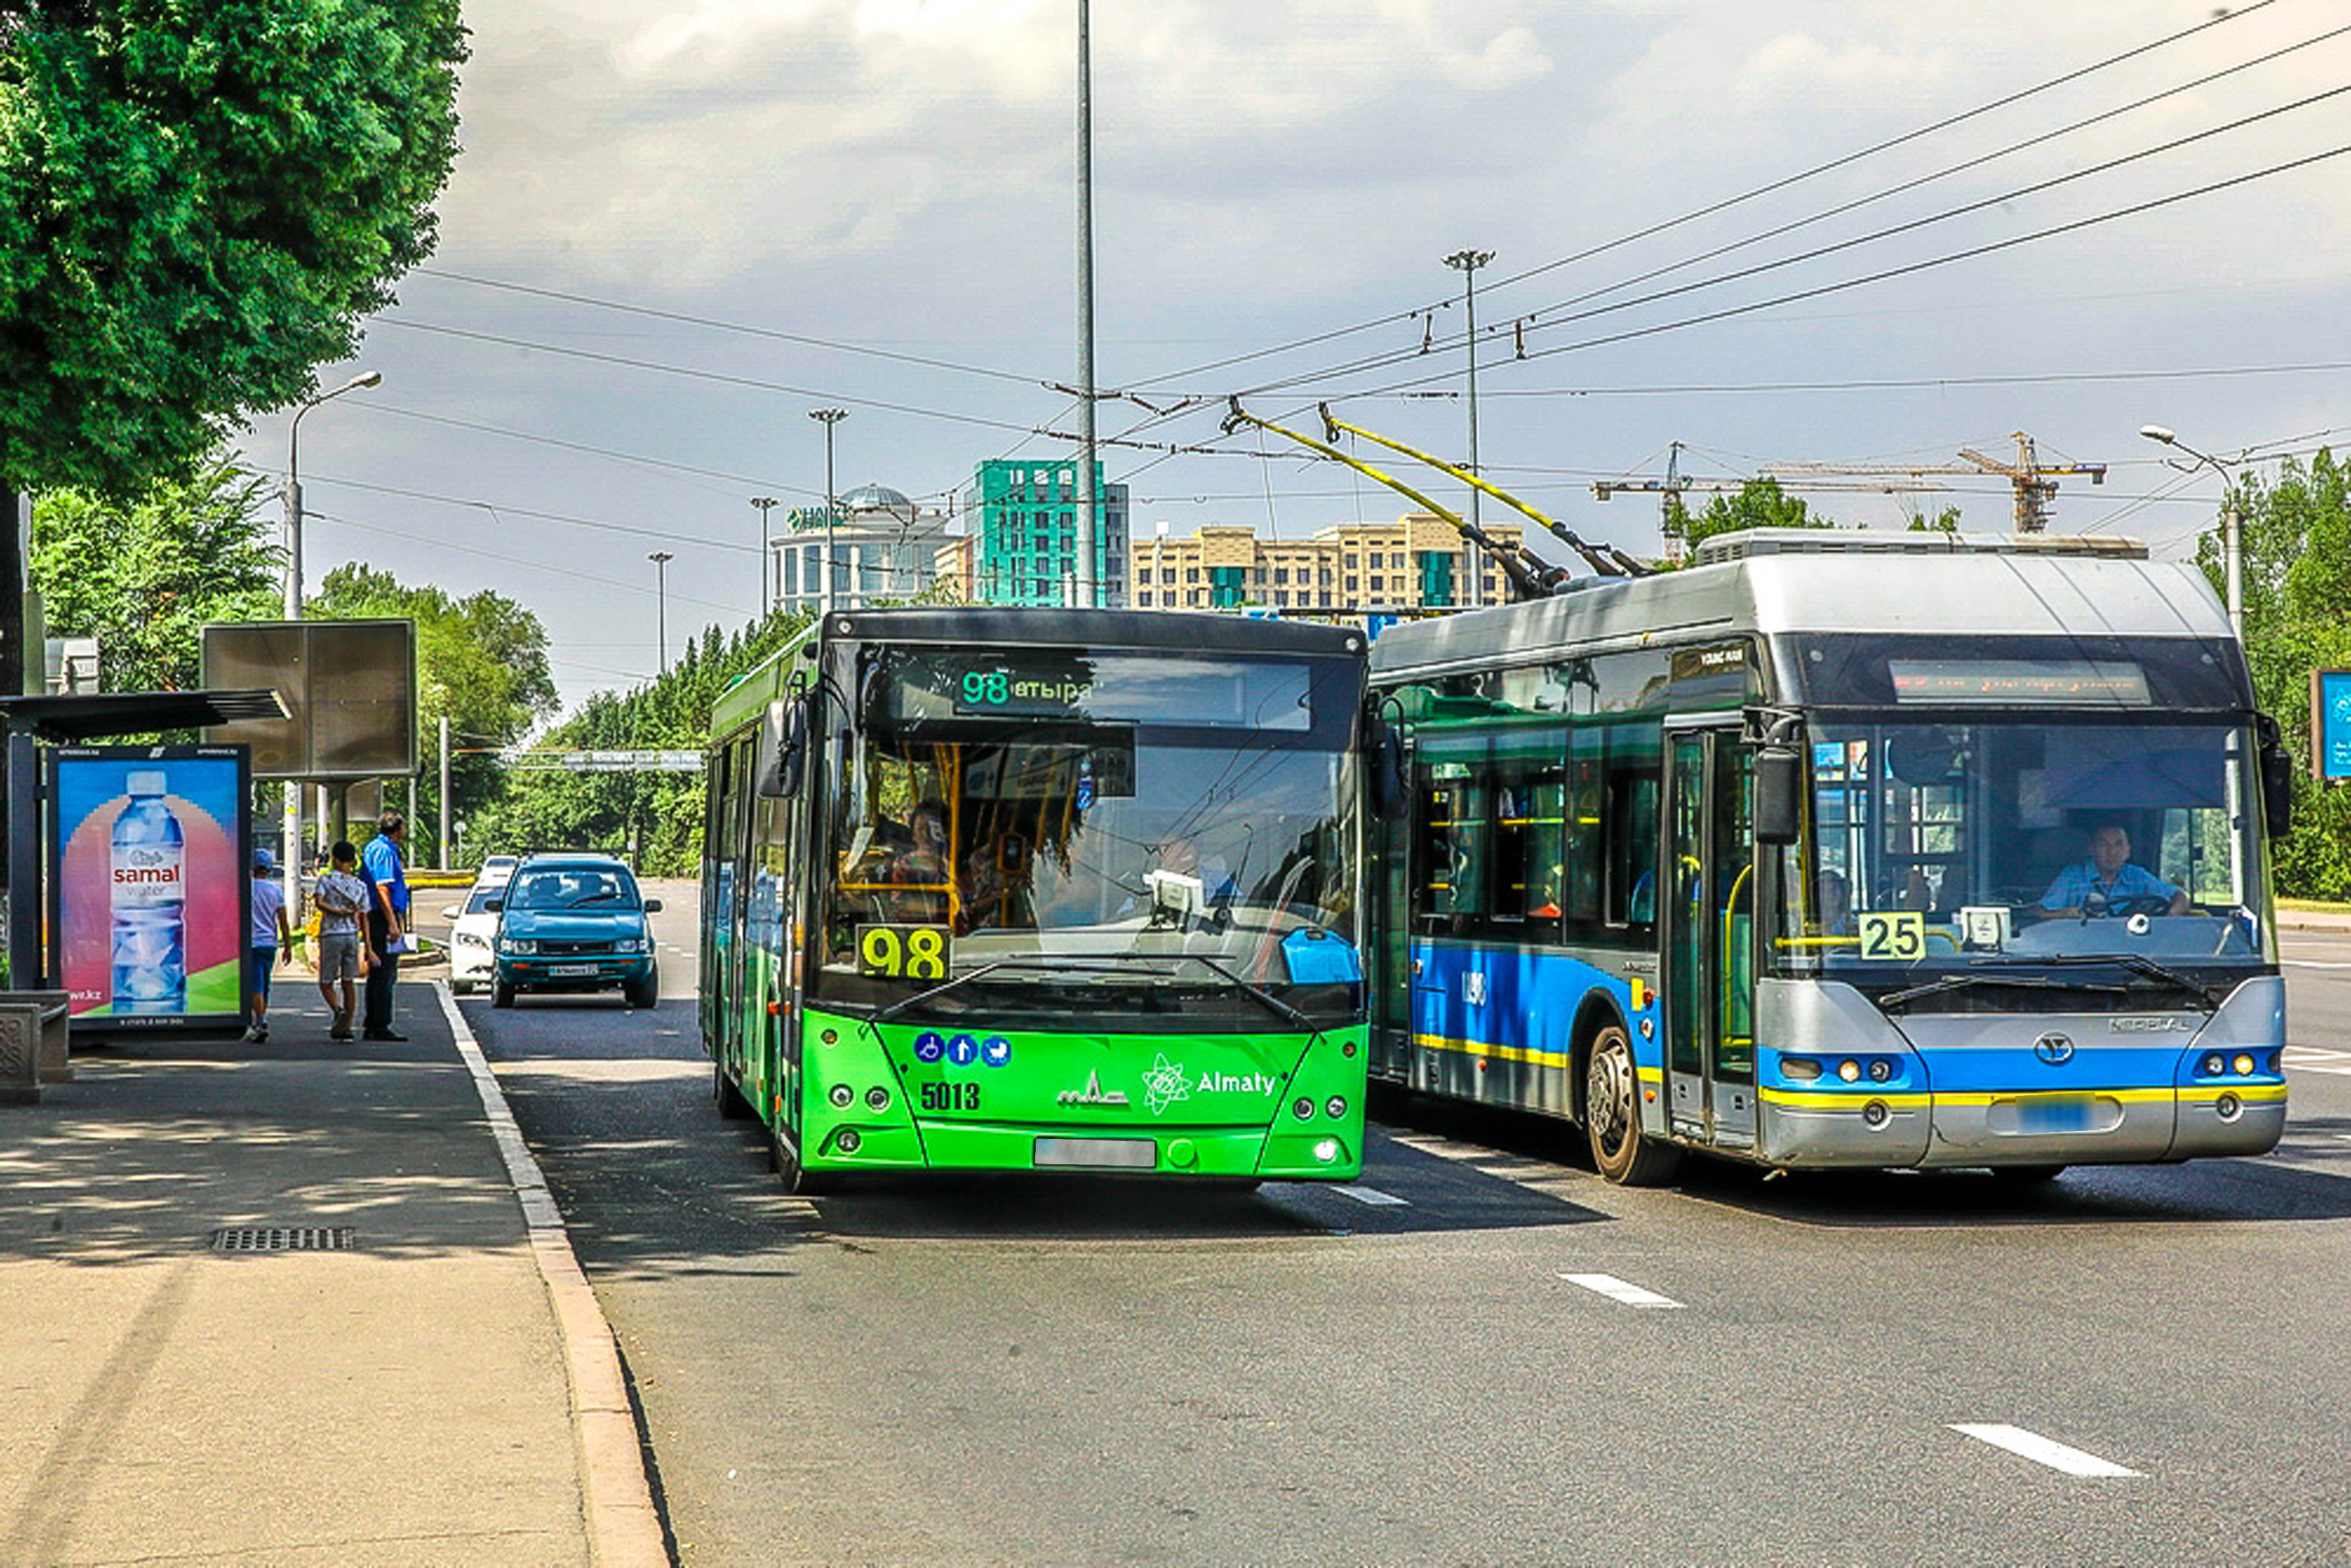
1663,480 -> 1838,562
28,455 -> 280,692
309,565 -> 558,859
2197,449 -> 2351,899
0,0 -> 466,496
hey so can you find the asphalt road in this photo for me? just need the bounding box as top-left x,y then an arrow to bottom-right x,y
460,887 -> 2351,1568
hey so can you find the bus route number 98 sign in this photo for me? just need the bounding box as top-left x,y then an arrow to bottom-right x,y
858,924 -> 950,980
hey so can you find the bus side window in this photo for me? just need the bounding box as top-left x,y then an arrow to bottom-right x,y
1604,732 -> 1661,931
1488,758 -> 1565,938
1413,760 -> 1484,932
1564,728 -> 1604,926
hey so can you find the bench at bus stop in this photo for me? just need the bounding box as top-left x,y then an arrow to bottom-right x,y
0,990 -> 72,1105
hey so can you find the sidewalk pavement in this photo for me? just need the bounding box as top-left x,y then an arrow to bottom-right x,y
0,982 -> 659,1568
2278,906 -> 2351,933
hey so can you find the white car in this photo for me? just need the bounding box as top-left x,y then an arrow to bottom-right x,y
444,874 -> 511,992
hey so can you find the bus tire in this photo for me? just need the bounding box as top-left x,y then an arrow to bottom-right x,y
1992,1164 -> 2066,1184
712,1056 -> 756,1120
1586,1023 -> 1681,1187
772,1125 -> 834,1195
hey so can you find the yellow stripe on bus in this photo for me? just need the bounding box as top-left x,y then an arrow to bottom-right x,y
1413,1032 -> 1572,1071
1759,1084 -> 2287,1111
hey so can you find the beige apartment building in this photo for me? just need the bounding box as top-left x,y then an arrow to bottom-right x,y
1131,514 -> 1520,612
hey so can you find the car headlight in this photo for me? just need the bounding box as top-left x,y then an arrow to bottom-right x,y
613,937 -> 644,954
454,930 -> 488,948
503,939 -> 538,957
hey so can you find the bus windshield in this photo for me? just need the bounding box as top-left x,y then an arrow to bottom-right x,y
1779,719 -> 2268,982
815,657 -> 1363,1024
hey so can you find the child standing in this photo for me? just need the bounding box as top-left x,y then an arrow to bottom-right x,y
311,841 -> 372,1041
246,848 -> 294,1042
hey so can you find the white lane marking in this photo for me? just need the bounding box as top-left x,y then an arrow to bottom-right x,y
1559,1272 -> 1684,1309
2284,1048 -> 2351,1077
1332,1184 -> 1409,1207
2283,959 -> 2351,969
1949,1423 -> 2142,1477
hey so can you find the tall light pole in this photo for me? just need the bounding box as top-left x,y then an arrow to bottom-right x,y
283,368 -> 380,893
1443,249 -> 1493,609
647,551 -> 674,673
2140,424 -> 2244,640
1074,0 -> 1100,607
751,495 -> 779,621
809,409 -> 847,613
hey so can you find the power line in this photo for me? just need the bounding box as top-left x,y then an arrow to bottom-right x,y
1115,0 -> 2277,395
370,317 -> 1045,435
249,467 -> 771,556
351,402 -> 828,502
1241,88 -> 2351,399
411,265 -> 1047,386
1367,357 -> 2351,401
305,508 -> 755,618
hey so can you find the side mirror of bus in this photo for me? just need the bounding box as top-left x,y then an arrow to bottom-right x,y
760,697 -> 808,799
1753,744 -> 1802,846
2256,712 -> 2294,837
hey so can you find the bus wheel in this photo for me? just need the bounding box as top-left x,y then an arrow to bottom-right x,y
711,1057 -> 755,1120
772,1125 -> 833,1195
1586,1024 -> 1681,1187
1992,1164 -> 2066,1184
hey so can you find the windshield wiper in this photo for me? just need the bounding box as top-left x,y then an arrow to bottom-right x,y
2029,953 -> 2225,1007
867,959 -> 1057,1027
1879,971 -> 2131,1012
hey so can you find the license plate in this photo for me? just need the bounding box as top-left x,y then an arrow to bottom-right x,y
547,963 -> 599,978
2016,1093 -> 2094,1134
1033,1137 -> 1157,1169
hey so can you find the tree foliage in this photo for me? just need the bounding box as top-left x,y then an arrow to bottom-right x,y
0,0 -> 466,495
28,455 -> 280,691
309,565 -> 558,858
475,610 -> 815,875
1663,480 -> 1836,561
2198,449 -> 2351,899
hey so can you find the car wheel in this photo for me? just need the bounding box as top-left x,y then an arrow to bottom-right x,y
1586,1023 -> 1682,1186
624,972 -> 659,1010
491,978 -> 515,1009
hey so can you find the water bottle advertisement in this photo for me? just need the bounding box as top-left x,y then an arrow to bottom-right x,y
48,747 -> 251,1028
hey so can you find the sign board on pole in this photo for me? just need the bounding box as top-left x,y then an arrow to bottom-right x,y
2315,668 -> 2351,782
200,619 -> 417,779
48,744 -> 251,1030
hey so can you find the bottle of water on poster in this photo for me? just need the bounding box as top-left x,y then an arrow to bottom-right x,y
111,770 -> 186,1013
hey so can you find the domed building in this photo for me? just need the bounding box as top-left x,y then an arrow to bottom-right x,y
775,482 -> 951,615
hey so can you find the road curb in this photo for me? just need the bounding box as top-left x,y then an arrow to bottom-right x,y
434,981 -> 670,1568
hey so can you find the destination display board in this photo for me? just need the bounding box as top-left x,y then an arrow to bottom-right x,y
878,649 -> 1322,732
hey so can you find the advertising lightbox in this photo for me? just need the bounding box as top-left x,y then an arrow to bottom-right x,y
2317,669 -> 2351,782
49,746 -> 251,1029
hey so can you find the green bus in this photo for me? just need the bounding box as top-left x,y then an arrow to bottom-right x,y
702,608 -> 1373,1191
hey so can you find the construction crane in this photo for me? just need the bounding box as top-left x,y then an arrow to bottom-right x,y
1590,442 -> 1743,563
1763,431 -> 2106,533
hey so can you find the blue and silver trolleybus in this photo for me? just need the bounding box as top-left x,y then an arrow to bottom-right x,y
1368,528 -> 2296,1184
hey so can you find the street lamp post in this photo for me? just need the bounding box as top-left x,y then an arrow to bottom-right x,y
2140,424 -> 2244,640
1443,249 -> 1494,609
751,496 -> 779,621
1074,0 -> 1101,609
647,551 -> 674,673
282,369 -> 380,896
809,409 -> 848,613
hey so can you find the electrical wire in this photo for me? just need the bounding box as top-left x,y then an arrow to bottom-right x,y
304,508 -> 755,618
249,467 -> 770,556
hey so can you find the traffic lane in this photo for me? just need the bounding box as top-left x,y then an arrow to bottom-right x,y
468,986 -> 2351,1567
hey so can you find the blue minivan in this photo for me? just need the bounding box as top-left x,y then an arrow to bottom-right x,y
486,854 -> 661,1009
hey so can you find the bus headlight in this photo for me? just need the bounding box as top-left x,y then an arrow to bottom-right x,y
1837,1059 -> 1863,1083
1781,1057 -> 1822,1082
1867,1059 -> 1894,1083
2202,1053 -> 2227,1076
1292,1096 -> 1315,1121
865,1086 -> 890,1111
829,1084 -> 853,1109
836,1128 -> 863,1154
2231,1054 -> 2255,1077
1325,1096 -> 1347,1120
1312,1138 -> 1340,1163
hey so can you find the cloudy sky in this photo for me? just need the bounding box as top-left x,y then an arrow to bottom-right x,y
236,0 -> 2351,711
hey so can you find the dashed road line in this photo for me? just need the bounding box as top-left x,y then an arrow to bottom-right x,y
2283,959 -> 2351,969
2285,1048 -> 2351,1076
1949,1423 -> 2141,1477
1559,1272 -> 1684,1309
1332,1184 -> 1409,1207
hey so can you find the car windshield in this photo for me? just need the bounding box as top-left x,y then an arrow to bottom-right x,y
506,867 -> 640,911
463,886 -> 502,915
814,657 -> 1363,1023
1773,719 -> 2268,980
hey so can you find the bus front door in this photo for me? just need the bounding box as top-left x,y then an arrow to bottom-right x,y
1663,726 -> 1760,1151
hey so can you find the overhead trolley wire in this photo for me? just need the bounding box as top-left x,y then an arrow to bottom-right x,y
1115,0 -> 2279,395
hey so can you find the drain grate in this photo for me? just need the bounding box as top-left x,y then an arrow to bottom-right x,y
209,1226 -> 357,1253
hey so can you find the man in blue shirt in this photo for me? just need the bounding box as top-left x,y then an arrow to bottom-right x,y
2040,822 -> 2189,917
361,811 -> 411,1041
